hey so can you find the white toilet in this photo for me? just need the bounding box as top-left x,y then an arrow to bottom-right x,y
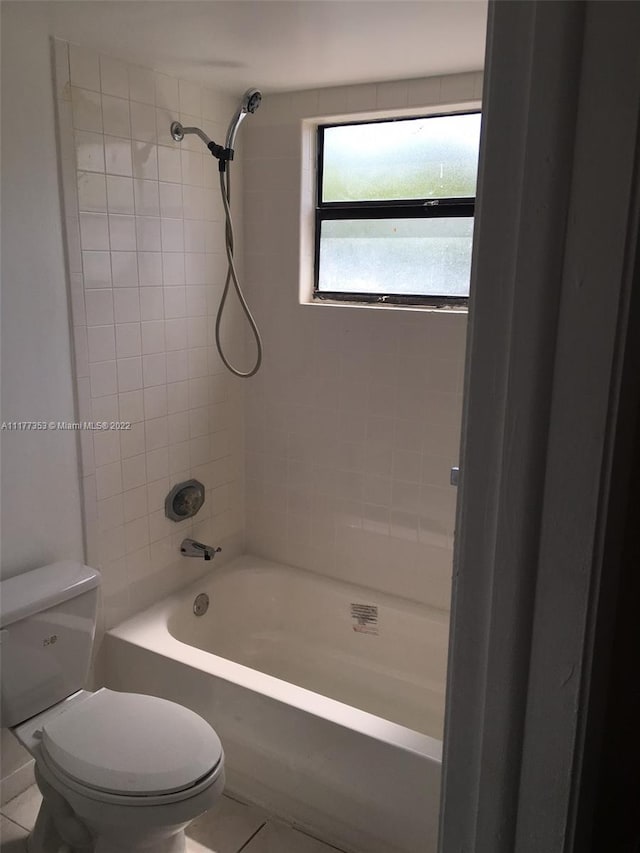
0,561 -> 225,853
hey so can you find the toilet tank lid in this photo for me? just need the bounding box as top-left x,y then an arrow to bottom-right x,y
0,562 -> 100,628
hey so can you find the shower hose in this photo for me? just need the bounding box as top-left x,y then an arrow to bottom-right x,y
216,165 -> 263,378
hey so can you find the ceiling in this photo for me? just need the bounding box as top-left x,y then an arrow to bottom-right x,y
39,0 -> 488,95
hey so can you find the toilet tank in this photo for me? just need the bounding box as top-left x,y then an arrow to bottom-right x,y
0,562 -> 101,728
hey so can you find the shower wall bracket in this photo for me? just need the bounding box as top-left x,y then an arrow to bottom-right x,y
206,141 -> 234,172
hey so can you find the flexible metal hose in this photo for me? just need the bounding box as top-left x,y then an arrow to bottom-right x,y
215,165 -> 263,378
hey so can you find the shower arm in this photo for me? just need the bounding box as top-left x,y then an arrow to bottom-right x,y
170,122 -> 234,171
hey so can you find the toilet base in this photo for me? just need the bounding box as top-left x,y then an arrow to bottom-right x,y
28,797 -> 189,853
29,764 -> 93,853
28,760 -> 220,853
28,827 -> 187,853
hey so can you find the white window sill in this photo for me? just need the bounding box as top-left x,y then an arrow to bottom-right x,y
299,297 -> 469,315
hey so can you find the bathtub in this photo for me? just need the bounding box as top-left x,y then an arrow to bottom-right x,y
103,555 -> 448,853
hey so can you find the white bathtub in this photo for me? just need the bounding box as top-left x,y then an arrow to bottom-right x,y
104,555 -> 448,853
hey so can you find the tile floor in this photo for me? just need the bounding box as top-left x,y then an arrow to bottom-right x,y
0,784 -> 348,852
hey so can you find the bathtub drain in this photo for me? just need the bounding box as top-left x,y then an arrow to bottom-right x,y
193,593 -> 210,616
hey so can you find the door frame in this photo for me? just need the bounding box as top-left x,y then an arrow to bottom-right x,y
439,2 -> 640,851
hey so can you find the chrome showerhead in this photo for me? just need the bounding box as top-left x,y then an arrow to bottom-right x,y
170,88 -> 263,170
243,88 -> 262,114
225,87 -> 263,150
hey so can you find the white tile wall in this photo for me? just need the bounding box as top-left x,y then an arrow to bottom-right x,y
241,72 -> 480,610
54,40 -> 245,632
57,41 -> 476,623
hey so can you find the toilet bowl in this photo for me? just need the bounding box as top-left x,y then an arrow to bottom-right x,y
0,562 -> 226,853
16,688 -> 225,853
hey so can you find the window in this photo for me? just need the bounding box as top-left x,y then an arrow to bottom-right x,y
315,111 -> 481,307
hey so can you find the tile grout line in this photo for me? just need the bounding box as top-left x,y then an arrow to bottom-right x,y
1,814 -> 30,833
292,823 -> 352,853
235,820 -> 268,852
0,785 -> 42,833
1,813 -> 33,832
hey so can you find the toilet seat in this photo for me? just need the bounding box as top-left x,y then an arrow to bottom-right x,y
39,688 -> 223,799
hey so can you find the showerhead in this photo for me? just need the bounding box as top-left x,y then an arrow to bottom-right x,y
170,88 -> 263,172
242,88 -> 262,114
225,87 -> 263,150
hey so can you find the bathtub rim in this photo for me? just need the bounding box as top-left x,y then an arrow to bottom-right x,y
106,554 -> 445,763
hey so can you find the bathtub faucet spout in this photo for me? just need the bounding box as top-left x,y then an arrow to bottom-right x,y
180,538 -> 222,561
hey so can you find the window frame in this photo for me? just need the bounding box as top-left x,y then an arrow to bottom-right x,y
314,110 -> 479,308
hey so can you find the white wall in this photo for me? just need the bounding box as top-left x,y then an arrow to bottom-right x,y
0,2 -> 85,802
53,41 -> 246,633
242,74 -> 481,610
0,5 -> 84,576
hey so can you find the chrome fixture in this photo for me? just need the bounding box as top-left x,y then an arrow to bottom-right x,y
225,87 -> 262,151
170,122 -> 210,147
193,593 -> 210,617
180,538 -> 222,561
169,88 -> 263,378
165,479 -> 205,521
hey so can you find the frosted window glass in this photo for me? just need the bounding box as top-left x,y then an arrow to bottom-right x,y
318,218 -> 473,298
322,113 -> 481,203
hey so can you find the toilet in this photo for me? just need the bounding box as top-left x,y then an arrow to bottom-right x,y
0,561 -> 225,853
